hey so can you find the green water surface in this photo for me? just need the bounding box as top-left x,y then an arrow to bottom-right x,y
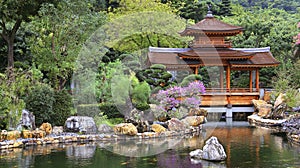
1,122 -> 299,168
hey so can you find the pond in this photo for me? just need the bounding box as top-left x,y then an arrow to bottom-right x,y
1,121 -> 300,168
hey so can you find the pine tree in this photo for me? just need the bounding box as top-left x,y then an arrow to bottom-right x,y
220,0 -> 233,16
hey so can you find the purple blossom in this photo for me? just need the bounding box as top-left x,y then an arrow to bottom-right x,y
153,81 -> 206,116
168,86 -> 183,97
183,81 -> 206,96
160,97 -> 180,111
181,97 -> 201,109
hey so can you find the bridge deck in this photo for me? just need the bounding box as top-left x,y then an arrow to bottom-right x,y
201,88 -> 260,106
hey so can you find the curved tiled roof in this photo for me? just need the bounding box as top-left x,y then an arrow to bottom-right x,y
180,16 -> 243,36
147,47 -> 280,69
178,48 -> 255,59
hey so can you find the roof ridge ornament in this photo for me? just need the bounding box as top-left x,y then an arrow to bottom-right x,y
206,4 -> 214,18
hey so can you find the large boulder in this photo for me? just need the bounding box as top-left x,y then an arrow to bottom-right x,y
16,109 -> 36,130
188,108 -> 208,117
3,130 -> 21,141
282,114 -> 300,134
167,118 -> 186,131
33,130 -> 46,138
274,93 -> 285,108
181,116 -> 205,127
21,130 -> 33,139
98,124 -> 113,134
52,126 -> 64,135
64,116 -> 97,134
257,105 -> 273,117
151,124 -> 166,133
39,122 -> 52,135
126,108 -> 155,124
263,90 -> 272,102
190,136 -> 226,161
113,123 -> 137,136
252,100 -> 273,117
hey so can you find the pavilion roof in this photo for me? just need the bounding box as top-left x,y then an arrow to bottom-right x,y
179,15 -> 243,36
148,51 -> 200,70
148,47 -> 280,69
229,48 -> 280,68
178,48 -> 255,60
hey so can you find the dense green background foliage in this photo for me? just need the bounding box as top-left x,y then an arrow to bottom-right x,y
0,0 -> 299,128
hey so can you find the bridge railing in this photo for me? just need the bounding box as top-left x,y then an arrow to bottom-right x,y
205,88 -> 259,93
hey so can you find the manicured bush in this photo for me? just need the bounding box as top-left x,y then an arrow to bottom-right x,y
134,102 -> 150,111
25,85 -> 74,126
76,103 -> 124,118
180,74 -> 202,86
52,90 -> 73,126
25,84 -> 55,126
132,81 -> 151,104
76,104 -> 101,117
150,64 -> 166,70
136,64 -> 174,91
100,103 -> 125,118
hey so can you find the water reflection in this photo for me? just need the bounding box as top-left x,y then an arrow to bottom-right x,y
102,136 -> 183,157
1,122 -> 300,168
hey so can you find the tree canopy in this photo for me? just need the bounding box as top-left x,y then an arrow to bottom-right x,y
0,0 -> 58,68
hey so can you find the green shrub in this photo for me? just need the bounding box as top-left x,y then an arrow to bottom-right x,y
150,64 -> 166,70
76,103 -> 124,118
76,104 -> 101,117
52,90 -> 73,126
180,74 -> 202,86
25,84 -> 55,126
0,116 -> 7,130
132,81 -> 151,104
94,113 -> 124,127
99,103 -> 124,118
134,103 -> 150,111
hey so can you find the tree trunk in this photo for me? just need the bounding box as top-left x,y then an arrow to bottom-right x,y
7,38 -> 14,68
0,19 -> 22,68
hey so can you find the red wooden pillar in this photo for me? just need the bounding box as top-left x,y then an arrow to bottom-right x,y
195,67 -> 198,75
249,70 -> 253,92
255,68 -> 259,90
219,67 -> 224,90
226,66 -> 231,91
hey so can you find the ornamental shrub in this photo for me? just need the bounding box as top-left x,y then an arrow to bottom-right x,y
25,85 -> 74,126
51,90 -> 73,126
150,64 -> 166,70
180,74 -> 202,86
136,64 -> 173,91
25,84 -> 55,126
76,103 -> 124,118
99,103 -> 124,118
154,81 -> 206,118
132,81 -> 151,105
76,104 -> 100,117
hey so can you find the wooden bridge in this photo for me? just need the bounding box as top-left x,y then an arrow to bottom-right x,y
201,88 -> 260,106
200,88 -> 262,118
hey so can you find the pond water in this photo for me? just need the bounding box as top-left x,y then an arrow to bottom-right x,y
1,121 -> 300,168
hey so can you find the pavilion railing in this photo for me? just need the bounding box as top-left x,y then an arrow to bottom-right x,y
205,88 -> 259,93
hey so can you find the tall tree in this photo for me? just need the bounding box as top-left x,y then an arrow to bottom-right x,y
28,0 -> 106,90
161,0 -> 220,22
222,5 -> 299,87
106,0 -> 188,63
219,0 -> 233,16
0,0 -> 57,68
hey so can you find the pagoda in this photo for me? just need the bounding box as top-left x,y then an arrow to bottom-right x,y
147,10 -> 280,109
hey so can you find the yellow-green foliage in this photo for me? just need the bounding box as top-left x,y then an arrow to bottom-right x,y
284,89 -> 300,108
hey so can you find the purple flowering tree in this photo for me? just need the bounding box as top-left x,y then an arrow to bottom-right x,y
153,81 -> 206,119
